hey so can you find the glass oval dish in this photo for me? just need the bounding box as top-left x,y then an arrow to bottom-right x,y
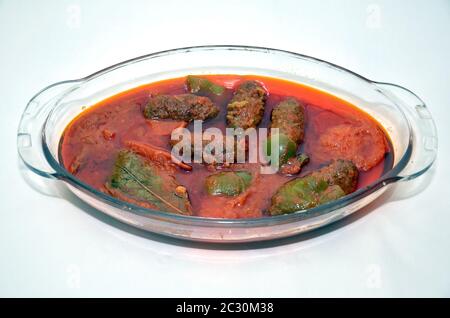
17,45 -> 437,243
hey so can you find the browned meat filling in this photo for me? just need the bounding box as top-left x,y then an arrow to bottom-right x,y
226,81 -> 267,129
144,94 -> 219,121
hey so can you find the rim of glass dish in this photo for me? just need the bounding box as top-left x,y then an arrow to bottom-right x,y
41,45 -> 412,227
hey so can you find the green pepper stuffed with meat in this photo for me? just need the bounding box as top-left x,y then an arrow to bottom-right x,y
266,97 -> 306,172
269,159 -> 358,215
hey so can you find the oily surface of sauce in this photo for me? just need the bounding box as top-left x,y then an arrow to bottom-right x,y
59,75 -> 393,218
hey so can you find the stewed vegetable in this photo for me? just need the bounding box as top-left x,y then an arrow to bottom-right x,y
105,150 -> 192,215
315,123 -> 387,171
144,94 -> 219,121
226,80 -> 267,129
265,98 -> 306,171
269,159 -> 358,215
205,171 -> 253,196
280,153 -> 310,175
186,75 -> 225,96
270,97 -> 305,146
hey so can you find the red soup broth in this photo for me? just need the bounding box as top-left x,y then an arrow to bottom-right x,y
59,75 -> 393,219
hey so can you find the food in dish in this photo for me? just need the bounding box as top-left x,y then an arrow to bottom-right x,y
226,80 -> 267,129
59,74 -> 392,219
269,159 -> 358,215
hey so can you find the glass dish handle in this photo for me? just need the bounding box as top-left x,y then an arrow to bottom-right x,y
376,82 -> 438,181
17,81 -> 78,179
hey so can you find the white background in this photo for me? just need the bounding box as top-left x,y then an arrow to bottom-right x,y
1,0 -> 449,297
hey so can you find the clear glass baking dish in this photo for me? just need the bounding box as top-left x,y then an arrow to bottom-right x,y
17,45 -> 437,243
